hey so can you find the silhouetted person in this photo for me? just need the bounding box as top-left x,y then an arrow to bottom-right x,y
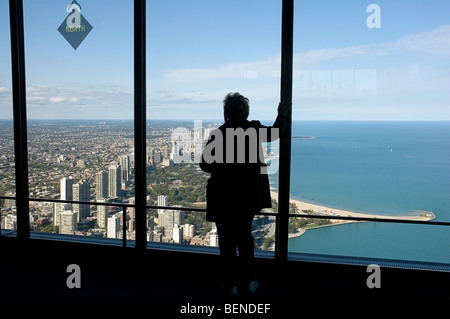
200,92 -> 291,296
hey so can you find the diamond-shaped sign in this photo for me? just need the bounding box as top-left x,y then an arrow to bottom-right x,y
58,1 -> 93,50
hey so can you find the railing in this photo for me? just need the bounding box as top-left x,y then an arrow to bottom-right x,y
2,196 -> 449,248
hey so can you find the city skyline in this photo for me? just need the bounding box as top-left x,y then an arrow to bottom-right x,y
1,1 -> 450,121
0,118 -> 226,248
1,115 -> 448,257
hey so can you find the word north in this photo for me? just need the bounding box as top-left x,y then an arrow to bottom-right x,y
180,303 -> 214,317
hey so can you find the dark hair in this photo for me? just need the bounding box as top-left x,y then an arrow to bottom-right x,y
223,92 -> 249,122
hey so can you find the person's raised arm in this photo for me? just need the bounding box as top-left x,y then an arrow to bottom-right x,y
277,96 -> 292,117
257,97 -> 292,142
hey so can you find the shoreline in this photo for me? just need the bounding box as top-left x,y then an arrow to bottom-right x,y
270,191 -> 436,239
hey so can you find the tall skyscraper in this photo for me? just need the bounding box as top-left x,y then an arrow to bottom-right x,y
108,164 -> 121,198
163,209 -> 185,240
127,197 -> 135,220
147,217 -> 155,231
119,155 -> 130,182
128,219 -> 135,232
97,199 -> 109,228
95,171 -> 108,200
73,181 -> 90,221
107,215 -> 120,238
157,195 -> 167,211
183,224 -> 195,239
171,141 -> 179,160
60,177 -> 73,201
121,167 -> 128,183
158,210 -> 166,227
60,211 -> 77,234
54,202 -> 72,226
157,195 -> 168,227
173,225 -> 183,243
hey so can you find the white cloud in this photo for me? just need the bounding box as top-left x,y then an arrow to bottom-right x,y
394,25 -> 450,56
156,25 -> 450,120
166,54 -> 281,82
166,24 -> 450,83
49,97 -> 66,103
2,26 -> 450,120
23,85 -> 133,119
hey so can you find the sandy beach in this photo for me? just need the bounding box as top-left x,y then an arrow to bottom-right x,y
270,191 -> 435,222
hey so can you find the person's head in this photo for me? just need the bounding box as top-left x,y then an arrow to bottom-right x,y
223,92 -> 249,122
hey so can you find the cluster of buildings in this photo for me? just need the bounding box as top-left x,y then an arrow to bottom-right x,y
151,195 -> 218,246
54,182 -> 219,246
53,153 -> 131,236
0,120 -> 222,247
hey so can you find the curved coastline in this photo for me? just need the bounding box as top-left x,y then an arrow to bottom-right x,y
271,191 -> 436,239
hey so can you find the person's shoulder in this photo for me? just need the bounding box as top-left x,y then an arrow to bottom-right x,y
249,120 -> 262,127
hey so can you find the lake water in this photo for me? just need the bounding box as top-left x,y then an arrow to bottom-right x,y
271,121 -> 450,264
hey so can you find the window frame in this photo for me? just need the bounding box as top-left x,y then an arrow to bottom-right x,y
3,0 -> 449,265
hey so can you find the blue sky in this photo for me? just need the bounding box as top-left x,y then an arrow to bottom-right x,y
1,0 -> 450,120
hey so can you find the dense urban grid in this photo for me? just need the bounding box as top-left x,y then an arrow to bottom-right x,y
0,120 -> 283,250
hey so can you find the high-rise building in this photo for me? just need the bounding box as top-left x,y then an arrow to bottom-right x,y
60,210 -> 77,234
128,219 -> 135,232
73,181 -> 90,221
119,155 -> 130,181
209,229 -> 219,247
107,215 -> 120,239
54,202 -> 72,226
121,167 -> 128,183
157,195 -> 167,211
173,225 -> 183,243
127,197 -> 135,221
108,164 -> 121,198
158,195 -> 167,206
162,145 -> 169,158
4,192 -> 15,208
183,224 -> 195,239
128,153 -> 135,166
157,195 -> 168,227
171,141 -> 179,160
2,214 -> 17,230
163,209 -> 185,240
95,171 -> 108,200
147,217 -> 155,231
157,195 -> 167,227
60,177 -> 73,201
158,210 -> 166,227
154,151 -> 162,163
97,199 -> 109,228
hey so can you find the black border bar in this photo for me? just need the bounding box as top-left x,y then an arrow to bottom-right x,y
275,0 -> 294,260
134,0 -> 147,249
9,0 -> 30,240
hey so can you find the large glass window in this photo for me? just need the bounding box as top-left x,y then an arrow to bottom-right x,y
3,0 -> 448,266
146,0 -> 281,250
23,0 -> 134,243
289,0 -> 450,263
0,0 -> 16,235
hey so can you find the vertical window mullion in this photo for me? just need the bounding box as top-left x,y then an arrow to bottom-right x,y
134,0 -> 147,249
9,0 -> 29,239
275,0 -> 294,260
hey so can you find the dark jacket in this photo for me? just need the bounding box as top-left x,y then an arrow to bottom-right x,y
200,114 -> 286,222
